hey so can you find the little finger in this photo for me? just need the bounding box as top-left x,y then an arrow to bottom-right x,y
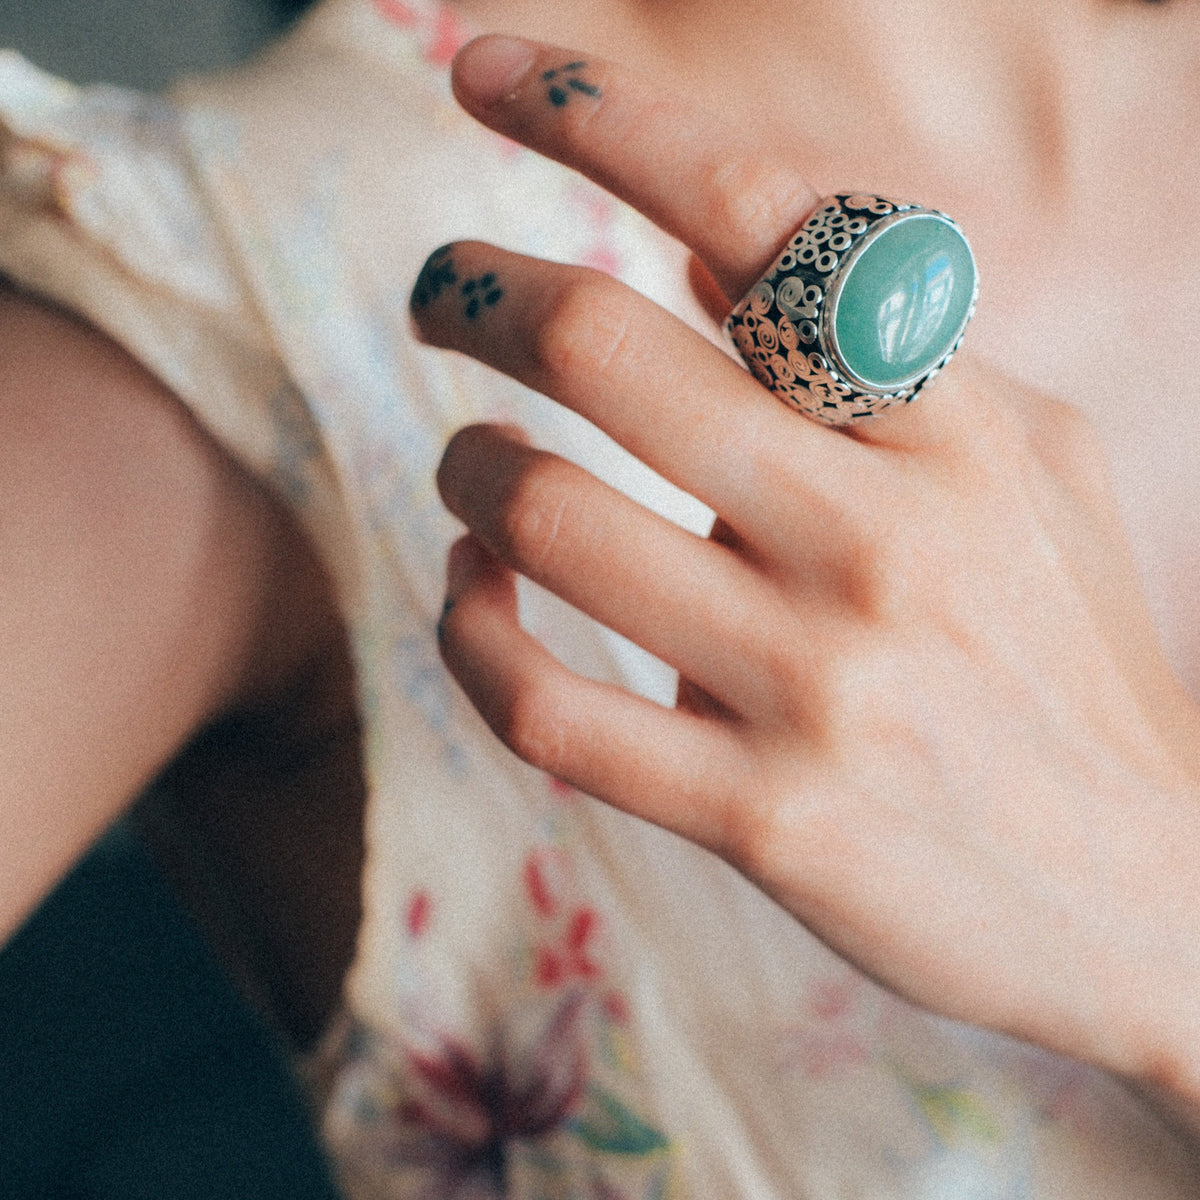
438,535 -> 749,849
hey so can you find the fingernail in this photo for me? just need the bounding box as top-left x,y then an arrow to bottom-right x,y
454,36 -> 536,106
438,539 -> 481,645
436,595 -> 456,645
410,243 -> 458,316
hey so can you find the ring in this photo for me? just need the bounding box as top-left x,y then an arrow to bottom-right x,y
724,195 -> 978,425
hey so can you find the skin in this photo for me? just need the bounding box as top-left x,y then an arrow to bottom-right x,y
2,0 -> 1199,1136
452,0 -> 1200,696
0,283 -> 363,1046
420,32 -> 1200,1135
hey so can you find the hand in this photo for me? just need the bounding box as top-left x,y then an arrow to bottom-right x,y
414,38 -> 1200,1114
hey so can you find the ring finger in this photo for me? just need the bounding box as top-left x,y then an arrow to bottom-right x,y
437,422 -> 807,719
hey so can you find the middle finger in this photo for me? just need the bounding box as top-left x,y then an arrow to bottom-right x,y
411,240 -> 860,540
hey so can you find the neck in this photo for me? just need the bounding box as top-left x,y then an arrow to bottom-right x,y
444,0 -> 1197,203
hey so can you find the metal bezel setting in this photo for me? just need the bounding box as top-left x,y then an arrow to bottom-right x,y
820,209 -> 975,394
724,195 -> 979,425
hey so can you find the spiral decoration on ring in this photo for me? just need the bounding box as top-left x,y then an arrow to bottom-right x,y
725,195 -> 977,425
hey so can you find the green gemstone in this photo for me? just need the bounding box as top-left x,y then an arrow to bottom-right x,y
830,213 -> 976,390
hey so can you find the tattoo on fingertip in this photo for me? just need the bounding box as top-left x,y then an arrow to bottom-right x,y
459,271 -> 504,320
541,61 -> 601,107
412,245 -> 458,311
413,249 -> 503,321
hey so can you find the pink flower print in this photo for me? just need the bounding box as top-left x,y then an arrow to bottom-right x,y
524,849 -> 610,990
979,1038 -> 1095,1126
357,993 -> 590,1197
601,991 -> 630,1026
547,775 -> 578,801
406,889 -> 433,939
789,1027 -> 870,1081
809,975 -> 857,1021
425,7 -> 471,67
778,972 -> 871,1080
582,247 -> 621,276
371,0 -> 417,26
534,907 -> 604,990
524,847 -> 568,919
569,180 -> 622,277
368,0 -> 470,68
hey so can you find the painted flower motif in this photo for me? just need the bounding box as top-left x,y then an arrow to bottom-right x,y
332,992 -> 589,1198
328,989 -> 671,1199
371,0 -> 418,25
778,973 -> 872,1081
339,846 -> 669,1194
523,848 -> 612,991
370,0 -> 472,67
533,907 -> 604,988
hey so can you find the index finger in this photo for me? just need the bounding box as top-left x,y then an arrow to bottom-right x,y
451,37 -> 985,451
451,36 -> 820,302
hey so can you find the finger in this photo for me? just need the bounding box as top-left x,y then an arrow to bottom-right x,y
451,37 -> 983,452
438,423 -> 794,717
687,254 -> 731,328
451,35 -> 818,302
411,241 -> 861,539
438,535 -> 747,851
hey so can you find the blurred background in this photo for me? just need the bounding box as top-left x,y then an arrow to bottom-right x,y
0,3 -> 341,1198
0,0 -> 311,89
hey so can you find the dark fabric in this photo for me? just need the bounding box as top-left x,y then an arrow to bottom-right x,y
0,822 -> 342,1200
272,0 -> 320,19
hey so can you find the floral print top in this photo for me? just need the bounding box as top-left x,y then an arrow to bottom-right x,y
1,1 -> 1198,1196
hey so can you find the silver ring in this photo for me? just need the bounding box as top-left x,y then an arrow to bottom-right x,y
725,195 -> 978,425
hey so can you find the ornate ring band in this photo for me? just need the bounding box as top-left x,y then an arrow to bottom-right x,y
724,195 -> 978,425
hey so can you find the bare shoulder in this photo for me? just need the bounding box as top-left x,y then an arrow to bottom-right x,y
0,280 -> 341,944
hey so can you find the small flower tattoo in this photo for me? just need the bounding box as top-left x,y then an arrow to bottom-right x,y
460,272 -> 504,320
542,61 -> 601,107
412,248 -> 504,322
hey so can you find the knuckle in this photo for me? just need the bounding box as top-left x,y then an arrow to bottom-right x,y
716,768 -> 847,898
1036,397 -> 1110,494
750,609 -> 875,738
831,508 -> 893,610
840,555 -> 895,625
534,271 -> 631,383
795,494 -> 907,625
702,155 -> 809,257
499,680 -> 567,773
755,619 -> 820,720
493,453 -> 575,574
800,631 -> 879,741
844,510 -> 932,625
716,788 -> 785,876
